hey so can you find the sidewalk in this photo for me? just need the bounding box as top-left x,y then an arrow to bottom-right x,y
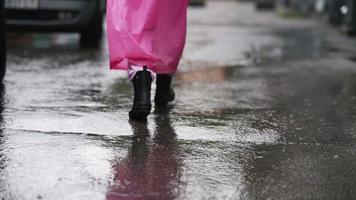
3,0 -> 356,199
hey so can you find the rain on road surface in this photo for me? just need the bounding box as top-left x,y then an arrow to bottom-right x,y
2,1 -> 356,200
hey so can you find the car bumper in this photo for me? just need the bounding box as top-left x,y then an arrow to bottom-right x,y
6,0 -> 98,32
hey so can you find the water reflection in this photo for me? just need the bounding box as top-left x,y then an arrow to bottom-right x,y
107,110 -> 181,200
176,66 -> 230,83
240,51 -> 356,199
246,28 -> 336,66
0,84 -> 6,191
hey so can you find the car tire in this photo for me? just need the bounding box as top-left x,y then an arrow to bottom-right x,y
80,8 -> 103,48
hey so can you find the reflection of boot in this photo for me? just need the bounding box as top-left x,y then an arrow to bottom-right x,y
154,74 -> 175,107
129,120 -> 150,165
154,113 -> 176,146
129,67 -> 152,121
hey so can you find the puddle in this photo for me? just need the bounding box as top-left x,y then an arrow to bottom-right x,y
246,28 -> 341,65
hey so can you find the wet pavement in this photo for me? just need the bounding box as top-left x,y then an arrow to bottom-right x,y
2,1 -> 356,200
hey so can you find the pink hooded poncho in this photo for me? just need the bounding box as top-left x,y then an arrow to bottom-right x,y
106,0 -> 189,75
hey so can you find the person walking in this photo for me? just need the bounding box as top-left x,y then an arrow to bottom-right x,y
106,0 -> 188,121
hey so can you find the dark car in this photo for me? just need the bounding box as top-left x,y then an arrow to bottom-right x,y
5,0 -> 106,47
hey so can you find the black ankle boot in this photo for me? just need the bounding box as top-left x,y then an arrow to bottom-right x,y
154,74 -> 175,107
129,67 -> 152,121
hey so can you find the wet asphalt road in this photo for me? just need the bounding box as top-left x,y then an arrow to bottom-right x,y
2,1 -> 356,200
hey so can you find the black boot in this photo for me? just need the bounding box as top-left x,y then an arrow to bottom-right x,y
129,67 -> 152,121
154,74 -> 175,107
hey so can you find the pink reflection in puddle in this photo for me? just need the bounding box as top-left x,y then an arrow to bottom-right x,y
107,114 -> 182,200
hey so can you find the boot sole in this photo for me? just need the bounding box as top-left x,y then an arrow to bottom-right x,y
129,106 -> 151,122
154,93 -> 175,107
155,100 -> 170,107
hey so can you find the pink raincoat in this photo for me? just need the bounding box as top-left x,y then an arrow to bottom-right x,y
106,0 -> 189,74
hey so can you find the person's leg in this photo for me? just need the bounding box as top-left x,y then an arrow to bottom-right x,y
155,74 -> 175,107
128,66 -> 152,121
106,0 -> 188,121
0,0 -> 6,80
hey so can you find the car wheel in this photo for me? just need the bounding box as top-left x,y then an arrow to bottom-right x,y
80,8 -> 103,48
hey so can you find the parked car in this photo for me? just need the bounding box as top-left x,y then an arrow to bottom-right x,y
5,0 -> 106,48
255,0 -> 276,9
